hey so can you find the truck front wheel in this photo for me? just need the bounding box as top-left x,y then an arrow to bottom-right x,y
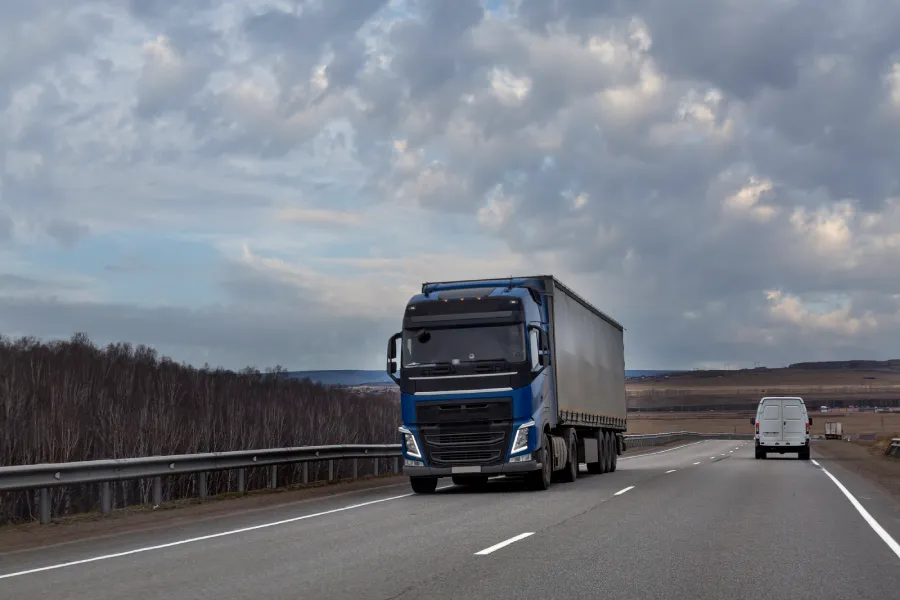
526,432 -> 553,491
410,476 -> 438,494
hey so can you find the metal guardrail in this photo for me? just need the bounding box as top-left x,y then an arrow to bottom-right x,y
1,432 -> 752,524
887,438 -> 900,458
1,444 -> 401,525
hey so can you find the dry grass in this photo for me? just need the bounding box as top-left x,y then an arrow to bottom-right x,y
627,411 -> 900,435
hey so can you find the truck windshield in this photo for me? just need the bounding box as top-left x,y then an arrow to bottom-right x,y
402,325 -> 526,367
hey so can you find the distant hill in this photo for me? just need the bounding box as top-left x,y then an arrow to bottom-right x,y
287,369 -> 680,387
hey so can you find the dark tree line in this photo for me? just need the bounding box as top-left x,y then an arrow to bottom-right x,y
0,333 -> 399,523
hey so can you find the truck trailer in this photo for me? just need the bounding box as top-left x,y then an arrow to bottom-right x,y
386,275 -> 628,493
824,421 -> 842,439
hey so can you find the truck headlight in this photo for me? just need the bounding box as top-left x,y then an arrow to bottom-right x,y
399,427 -> 422,459
510,420 -> 534,455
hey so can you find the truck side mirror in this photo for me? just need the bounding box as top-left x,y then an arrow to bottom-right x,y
386,333 -> 401,383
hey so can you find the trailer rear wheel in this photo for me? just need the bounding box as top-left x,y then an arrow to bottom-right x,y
526,432 -> 553,491
586,429 -> 604,474
608,433 -> 618,472
559,430 -> 578,483
602,431 -> 613,473
410,476 -> 438,494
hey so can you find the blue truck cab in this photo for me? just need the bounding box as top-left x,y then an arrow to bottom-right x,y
386,276 -> 627,494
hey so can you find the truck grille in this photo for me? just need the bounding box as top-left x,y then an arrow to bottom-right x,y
416,398 -> 512,467
423,431 -> 504,446
430,449 -> 501,465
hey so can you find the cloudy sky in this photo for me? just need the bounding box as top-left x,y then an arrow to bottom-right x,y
2,0 -> 900,371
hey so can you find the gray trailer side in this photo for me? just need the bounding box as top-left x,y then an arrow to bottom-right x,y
545,277 -> 627,431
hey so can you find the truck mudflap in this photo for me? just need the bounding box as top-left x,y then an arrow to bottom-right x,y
403,460 -> 539,478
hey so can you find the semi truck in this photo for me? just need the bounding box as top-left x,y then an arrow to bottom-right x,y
386,275 -> 628,494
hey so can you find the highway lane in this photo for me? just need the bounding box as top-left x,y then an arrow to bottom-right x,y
1,440 -> 898,600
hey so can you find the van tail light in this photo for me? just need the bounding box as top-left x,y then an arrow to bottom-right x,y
755,423 -> 759,435
806,422 -> 810,434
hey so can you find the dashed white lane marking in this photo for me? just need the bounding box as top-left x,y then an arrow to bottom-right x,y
693,462 -> 701,465
811,459 -> 820,466
665,469 -> 676,474
0,486 -> 455,580
474,532 -> 534,556
614,486 -> 635,496
709,456 -> 716,459
812,462 -> 900,561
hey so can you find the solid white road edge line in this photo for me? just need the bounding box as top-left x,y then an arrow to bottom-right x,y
0,486 -> 453,580
811,459 -> 820,466
614,486 -> 635,496
619,441 -> 704,461
816,464 -> 900,561
665,469 -> 676,474
474,532 -> 535,556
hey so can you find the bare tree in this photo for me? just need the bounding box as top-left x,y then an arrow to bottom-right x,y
0,333 -> 399,523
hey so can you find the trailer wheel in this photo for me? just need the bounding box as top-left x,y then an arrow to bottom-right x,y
559,430 -> 578,483
608,433 -> 618,472
601,431 -> 612,473
586,429 -> 604,474
526,432 -> 553,491
410,477 -> 438,494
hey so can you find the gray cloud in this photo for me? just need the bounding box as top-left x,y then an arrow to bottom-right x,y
2,0 -> 900,370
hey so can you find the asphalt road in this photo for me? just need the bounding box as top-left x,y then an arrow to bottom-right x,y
2,440 -> 899,600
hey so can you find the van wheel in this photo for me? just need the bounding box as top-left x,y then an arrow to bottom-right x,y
755,448 -> 765,459
799,448 -> 810,460
410,477 -> 438,494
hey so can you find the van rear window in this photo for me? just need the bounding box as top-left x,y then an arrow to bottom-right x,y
783,404 -> 802,420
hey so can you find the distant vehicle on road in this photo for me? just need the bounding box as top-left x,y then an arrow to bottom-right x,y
387,275 -> 627,493
752,396 -> 812,460
824,421 -> 843,439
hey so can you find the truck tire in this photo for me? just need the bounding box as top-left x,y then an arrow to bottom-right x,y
559,430 -> 578,483
526,432 -> 553,491
452,475 -> 489,487
410,476 -> 438,494
755,447 -> 765,459
799,447 -> 810,460
602,431 -> 612,473
586,429 -> 604,474
608,433 -> 618,472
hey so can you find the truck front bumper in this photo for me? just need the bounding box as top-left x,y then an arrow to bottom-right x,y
404,460 -> 539,477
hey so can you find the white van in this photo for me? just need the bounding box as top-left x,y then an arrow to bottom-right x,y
751,396 -> 812,460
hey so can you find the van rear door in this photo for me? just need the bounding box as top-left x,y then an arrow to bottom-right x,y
782,400 -> 806,445
759,401 -> 782,443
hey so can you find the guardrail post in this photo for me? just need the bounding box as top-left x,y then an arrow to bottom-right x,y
374,458 -> 379,476
152,476 -> 162,506
352,458 -> 358,479
39,488 -> 51,524
100,481 -> 111,515
237,468 -> 246,493
393,457 -> 399,473
302,462 -> 308,485
328,460 -> 334,481
269,465 -> 277,489
198,472 -> 208,499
